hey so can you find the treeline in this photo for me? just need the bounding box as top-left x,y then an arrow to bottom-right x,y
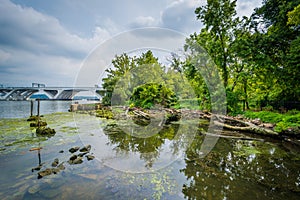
101,0 -> 300,114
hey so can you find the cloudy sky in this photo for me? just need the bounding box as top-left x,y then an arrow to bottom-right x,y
0,0 -> 262,87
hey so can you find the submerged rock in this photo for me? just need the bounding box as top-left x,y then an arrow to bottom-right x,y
80,145 -> 91,153
57,163 -> 65,170
68,155 -> 83,165
86,155 -> 95,161
38,168 -> 53,179
51,158 -> 59,167
69,146 -> 80,153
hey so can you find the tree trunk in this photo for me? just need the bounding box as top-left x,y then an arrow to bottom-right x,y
212,115 -> 278,136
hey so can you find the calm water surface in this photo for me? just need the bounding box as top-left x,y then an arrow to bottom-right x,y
0,107 -> 299,199
0,100 -> 72,118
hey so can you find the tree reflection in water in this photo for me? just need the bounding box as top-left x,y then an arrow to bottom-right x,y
181,135 -> 300,200
103,122 -> 180,169
102,119 -> 300,199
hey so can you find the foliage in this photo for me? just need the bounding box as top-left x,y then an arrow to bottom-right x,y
130,83 -> 178,109
183,0 -> 300,114
243,110 -> 300,132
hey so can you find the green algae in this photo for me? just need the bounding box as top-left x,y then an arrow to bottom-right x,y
0,112 -> 81,154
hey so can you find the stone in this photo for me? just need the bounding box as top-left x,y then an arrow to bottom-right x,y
36,127 -> 56,136
78,152 -> 88,157
38,168 -> 53,179
79,145 -> 91,153
69,146 -> 80,153
57,163 -> 65,170
68,155 -> 83,165
73,157 -> 83,164
51,158 -> 59,167
86,155 -> 95,161
51,168 -> 60,174
59,150 -> 64,153
69,154 -> 77,161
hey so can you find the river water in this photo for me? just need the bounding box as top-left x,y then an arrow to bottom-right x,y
0,100 -> 72,119
0,104 -> 300,199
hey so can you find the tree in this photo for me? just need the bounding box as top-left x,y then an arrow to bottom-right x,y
101,53 -> 135,105
251,0 -> 300,102
194,0 -> 238,88
130,83 -> 178,109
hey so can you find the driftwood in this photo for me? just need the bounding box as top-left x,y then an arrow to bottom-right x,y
124,107 -> 279,137
212,115 -> 279,136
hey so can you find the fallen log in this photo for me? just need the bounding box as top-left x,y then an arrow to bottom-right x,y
212,115 -> 278,136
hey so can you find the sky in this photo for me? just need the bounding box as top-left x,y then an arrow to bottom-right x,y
0,0 -> 262,87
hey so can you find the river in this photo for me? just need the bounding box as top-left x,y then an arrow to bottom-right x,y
0,100 -> 72,118
0,104 -> 300,199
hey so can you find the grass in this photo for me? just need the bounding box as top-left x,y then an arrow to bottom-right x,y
243,110 -> 300,133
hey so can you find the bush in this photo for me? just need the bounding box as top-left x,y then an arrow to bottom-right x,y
130,83 -> 178,109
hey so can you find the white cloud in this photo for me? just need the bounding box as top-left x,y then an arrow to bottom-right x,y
0,0 -> 113,86
129,16 -> 157,28
236,0 -> 262,17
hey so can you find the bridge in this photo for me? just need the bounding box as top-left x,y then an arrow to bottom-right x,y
0,86 -> 105,100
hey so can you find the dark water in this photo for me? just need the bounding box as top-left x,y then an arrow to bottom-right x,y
0,111 -> 300,200
0,101 -> 72,118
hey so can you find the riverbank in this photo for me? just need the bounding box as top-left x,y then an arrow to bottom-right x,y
70,104 -> 300,142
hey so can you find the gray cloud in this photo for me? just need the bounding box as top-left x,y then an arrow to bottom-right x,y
160,0 -> 203,34
0,0 -> 262,87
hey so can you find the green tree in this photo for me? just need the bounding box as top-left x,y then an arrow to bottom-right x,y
251,0 -> 300,102
130,83 -> 178,109
101,53 -> 135,105
194,0 -> 238,88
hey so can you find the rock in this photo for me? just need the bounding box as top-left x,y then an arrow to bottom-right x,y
68,155 -> 83,165
69,154 -> 77,160
78,152 -> 88,157
69,146 -> 80,153
79,145 -> 91,153
38,168 -> 53,179
51,168 -> 60,174
51,158 -> 59,167
36,127 -> 56,136
57,163 -> 65,170
59,150 -> 64,153
69,157 -> 83,165
86,155 -> 95,161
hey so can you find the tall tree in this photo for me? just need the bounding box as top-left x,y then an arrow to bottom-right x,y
251,0 -> 300,102
194,0 -> 238,88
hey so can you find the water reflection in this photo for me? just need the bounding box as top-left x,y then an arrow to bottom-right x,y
101,120 -> 199,172
180,136 -> 300,200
